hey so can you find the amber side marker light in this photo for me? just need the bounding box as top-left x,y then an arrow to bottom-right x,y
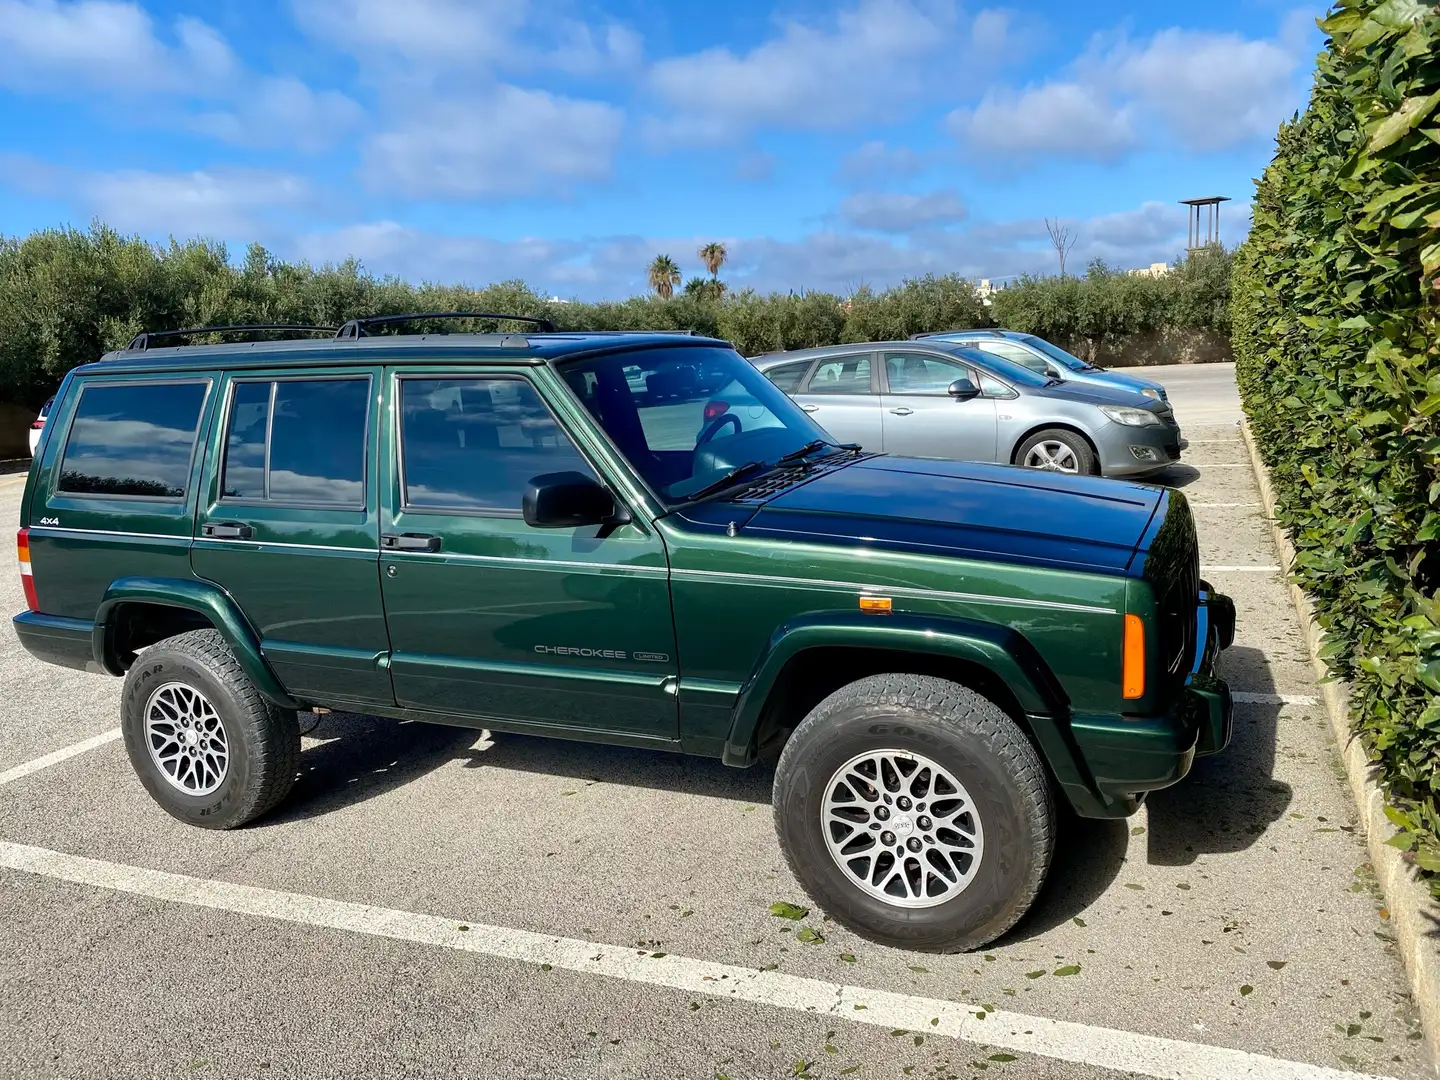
1122,613 -> 1145,699
17,528 -> 38,612
859,595 -> 893,614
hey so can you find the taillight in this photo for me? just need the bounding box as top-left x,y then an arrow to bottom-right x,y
703,400 -> 730,422
1122,613 -> 1145,700
17,528 -> 38,612
30,420 -> 44,429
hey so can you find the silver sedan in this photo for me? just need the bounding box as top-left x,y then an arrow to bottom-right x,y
749,341 -> 1185,478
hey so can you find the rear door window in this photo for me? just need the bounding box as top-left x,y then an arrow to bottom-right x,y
220,378 -> 370,506
803,355 -> 873,394
57,381 -> 208,499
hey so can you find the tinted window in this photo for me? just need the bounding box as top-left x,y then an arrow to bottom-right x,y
220,378 -> 369,505
58,382 -> 207,498
975,340 -> 1049,374
883,352 -> 972,395
806,355 -> 872,394
401,378 -> 594,513
764,361 -> 812,393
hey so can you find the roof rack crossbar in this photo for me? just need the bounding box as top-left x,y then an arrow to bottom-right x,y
908,328 -> 1007,340
124,324 -> 340,352
336,312 -> 557,339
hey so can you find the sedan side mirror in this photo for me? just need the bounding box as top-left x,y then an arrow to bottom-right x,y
523,471 -> 629,528
948,377 -> 982,401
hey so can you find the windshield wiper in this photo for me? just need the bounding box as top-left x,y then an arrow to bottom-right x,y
683,460 -> 771,502
777,439 -> 860,465
1043,376 -> 1065,387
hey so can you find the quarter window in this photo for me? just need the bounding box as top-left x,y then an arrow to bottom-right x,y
805,355 -> 872,394
220,378 -> 370,506
58,381 -> 208,499
400,378 -> 595,514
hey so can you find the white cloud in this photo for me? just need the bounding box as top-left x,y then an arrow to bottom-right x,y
0,155 -> 312,237
841,189 -> 967,232
191,76 -> 365,152
950,21 -> 1311,162
837,141 -> 925,183
955,82 -> 1137,161
645,0 -> 978,145
361,87 -> 623,198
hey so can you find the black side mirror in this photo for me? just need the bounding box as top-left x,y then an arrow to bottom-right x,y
523,471 -> 627,528
948,377 -> 982,401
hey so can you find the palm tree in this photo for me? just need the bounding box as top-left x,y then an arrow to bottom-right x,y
648,255 -> 681,300
698,242 -> 728,282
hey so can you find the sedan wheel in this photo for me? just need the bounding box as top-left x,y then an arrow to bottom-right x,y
1023,440 -> 1079,473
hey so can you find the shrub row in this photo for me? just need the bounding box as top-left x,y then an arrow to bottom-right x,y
0,225 -> 1232,409
1231,1 -> 1440,883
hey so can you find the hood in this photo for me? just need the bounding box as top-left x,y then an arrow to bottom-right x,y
1084,367 -> 1164,394
1033,377 -> 1169,412
747,457 -> 1163,574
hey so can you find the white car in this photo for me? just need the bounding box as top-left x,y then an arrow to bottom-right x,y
28,397 -> 53,457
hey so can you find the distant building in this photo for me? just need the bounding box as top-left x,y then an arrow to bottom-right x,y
974,278 -> 1005,306
1127,262 -> 1172,279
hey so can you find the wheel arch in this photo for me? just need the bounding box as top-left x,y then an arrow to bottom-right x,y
93,577 -> 300,709
1008,422 -> 1100,469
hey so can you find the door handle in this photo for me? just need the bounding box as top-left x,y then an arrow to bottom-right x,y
382,533 -> 442,553
202,521 -> 253,540
888,407 -> 914,416
800,404 -> 819,413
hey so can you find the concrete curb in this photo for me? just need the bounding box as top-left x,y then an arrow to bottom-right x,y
1240,417 -> 1440,1068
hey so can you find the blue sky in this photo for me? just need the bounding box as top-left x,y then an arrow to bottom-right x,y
0,0 -> 1321,299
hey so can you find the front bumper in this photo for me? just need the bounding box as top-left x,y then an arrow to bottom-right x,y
1095,420 -> 1187,477
1063,583 -> 1234,818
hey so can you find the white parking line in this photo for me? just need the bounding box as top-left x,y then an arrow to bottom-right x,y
1190,502 -> 1261,509
1195,464 -> 1252,468
0,840 -> 1393,1080
0,730 -> 121,787
1203,565 -> 1282,573
1232,692 -> 1319,706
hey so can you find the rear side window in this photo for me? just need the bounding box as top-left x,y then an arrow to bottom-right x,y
220,378 -> 370,506
58,381 -> 208,499
400,377 -> 594,514
805,355 -> 872,394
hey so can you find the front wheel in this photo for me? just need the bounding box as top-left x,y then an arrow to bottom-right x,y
772,674 -> 1054,952
1016,429 -> 1096,475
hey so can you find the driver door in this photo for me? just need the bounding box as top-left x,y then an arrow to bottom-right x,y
378,367 -> 680,741
878,350 -> 998,462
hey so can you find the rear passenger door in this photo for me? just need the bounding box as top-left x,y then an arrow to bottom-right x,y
377,367 -> 678,741
789,352 -> 883,450
191,368 -> 392,708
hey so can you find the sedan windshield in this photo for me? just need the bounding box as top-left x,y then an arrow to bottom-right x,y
558,346 -> 834,503
1020,335 -> 1093,372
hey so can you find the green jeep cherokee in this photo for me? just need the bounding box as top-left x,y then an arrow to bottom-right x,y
12,316 -> 1235,951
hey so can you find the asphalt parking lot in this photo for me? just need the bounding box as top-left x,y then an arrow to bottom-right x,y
0,362 -> 1428,1080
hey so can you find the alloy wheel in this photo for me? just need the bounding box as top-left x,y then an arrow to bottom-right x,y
144,682 -> 230,796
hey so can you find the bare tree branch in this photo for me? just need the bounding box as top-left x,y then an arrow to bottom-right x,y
1044,218 -> 1078,278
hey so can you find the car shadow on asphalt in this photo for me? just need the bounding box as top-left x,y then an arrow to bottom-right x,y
262,712 -> 773,826
1143,644 -> 1292,865
1148,464 -> 1201,489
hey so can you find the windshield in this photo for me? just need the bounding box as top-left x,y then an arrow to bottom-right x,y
932,344 -> 1051,388
1020,335 -> 1092,371
558,346 -> 832,503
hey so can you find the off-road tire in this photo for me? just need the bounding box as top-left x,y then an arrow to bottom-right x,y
1015,428 -> 1098,475
773,673 -> 1053,952
120,629 -> 300,829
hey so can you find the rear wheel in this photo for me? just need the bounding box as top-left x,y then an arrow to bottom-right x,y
773,674 -> 1053,951
1016,428 -> 1096,475
120,629 -> 299,829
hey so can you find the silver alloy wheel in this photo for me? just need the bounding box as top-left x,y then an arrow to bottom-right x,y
821,749 -> 984,908
144,681 -> 229,796
1023,440 -> 1079,473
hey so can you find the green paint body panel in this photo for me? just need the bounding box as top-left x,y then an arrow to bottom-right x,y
10,333 -> 1233,822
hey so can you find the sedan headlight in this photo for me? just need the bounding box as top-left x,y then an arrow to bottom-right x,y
1139,387 -> 1161,401
1100,405 -> 1162,427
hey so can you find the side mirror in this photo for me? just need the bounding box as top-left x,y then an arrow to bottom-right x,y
523,471 -> 627,528
947,377 -> 982,401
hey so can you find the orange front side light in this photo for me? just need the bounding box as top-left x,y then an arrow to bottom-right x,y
859,595 -> 892,614
1122,613 -> 1145,700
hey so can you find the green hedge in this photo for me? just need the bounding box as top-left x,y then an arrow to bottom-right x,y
1232,0 -> 1440,884
0,224 -> 1233,408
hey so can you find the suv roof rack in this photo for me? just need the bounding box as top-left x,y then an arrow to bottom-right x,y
908,329 -> 1007,341
335,312 -> 557,339
124,324 -> 339,352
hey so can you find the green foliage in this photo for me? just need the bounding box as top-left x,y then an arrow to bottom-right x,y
1231,1 -> 1440,887
0,223 -> 1236,408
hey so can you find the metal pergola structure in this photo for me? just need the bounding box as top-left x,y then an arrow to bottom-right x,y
1180,196 -> 1231,250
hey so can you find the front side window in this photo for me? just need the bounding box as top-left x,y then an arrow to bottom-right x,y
400,377 -> 594,513
805,355 -> 873,394
220,378 -> 369,506
1021,335 -> 1092,372
58,381 -> 208,499
883,352 -> 973,395
559,346 -> 829,503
